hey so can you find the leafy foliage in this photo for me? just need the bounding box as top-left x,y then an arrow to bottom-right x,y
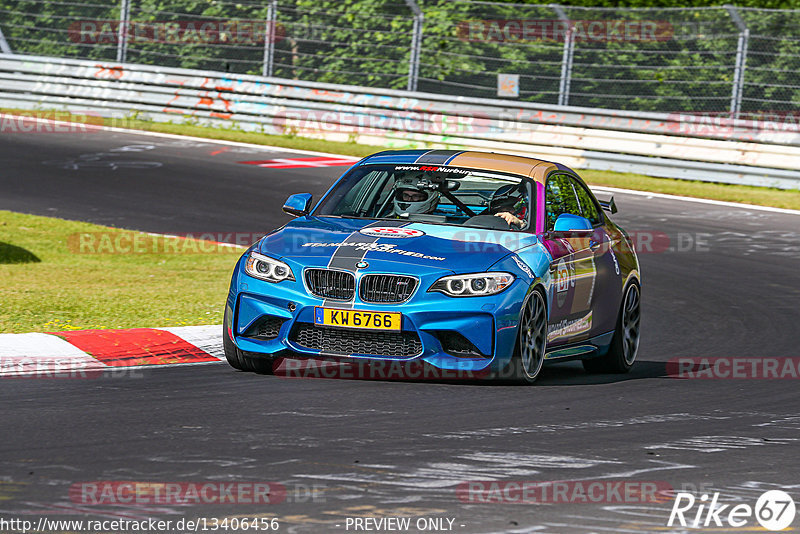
0,0 -> 798,114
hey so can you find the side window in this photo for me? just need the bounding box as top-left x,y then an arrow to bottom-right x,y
336,170 -> 390,216
545,174 -> 581,230
370,173 -> 397,216
571,178 -> 602,226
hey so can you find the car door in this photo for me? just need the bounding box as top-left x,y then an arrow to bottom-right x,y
570,176 -> 623,338
540,173 -> 597,347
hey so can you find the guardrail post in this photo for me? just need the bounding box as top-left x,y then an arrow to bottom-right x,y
262,0 -> 278,78
116,0 -> 130,63
725,5 -> 748,119
551,4 -> 574,107
404,0 -> 423,92
0,26 -> 12,54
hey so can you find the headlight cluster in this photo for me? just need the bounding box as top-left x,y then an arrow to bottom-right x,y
429,272 -> 514,297
244,252 -> 295,283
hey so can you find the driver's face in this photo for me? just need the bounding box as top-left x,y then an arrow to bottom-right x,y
400,190 -> 427,202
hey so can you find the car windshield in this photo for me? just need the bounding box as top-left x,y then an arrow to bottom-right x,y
313,164 -> 535,231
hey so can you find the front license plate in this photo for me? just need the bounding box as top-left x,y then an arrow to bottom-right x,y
314,307 -> 401,331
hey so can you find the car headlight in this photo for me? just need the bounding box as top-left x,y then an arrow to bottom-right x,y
244,252 -> 295,283
429,272 -> 515,297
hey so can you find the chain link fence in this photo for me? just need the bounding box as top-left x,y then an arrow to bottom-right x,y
1,0 -> 799,119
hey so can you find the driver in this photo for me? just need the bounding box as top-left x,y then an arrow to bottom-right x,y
393,175 -> 441,216
495,198 -> 527,228
491,184 -> 529,229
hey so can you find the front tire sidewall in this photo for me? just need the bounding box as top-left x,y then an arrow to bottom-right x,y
222,306 -> 276,373
512,288 -> 547,384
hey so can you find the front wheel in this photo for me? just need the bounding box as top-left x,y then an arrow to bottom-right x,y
583,282 -> 641,374
222,307 -> 276,374
223,321 -> 246,371
506,289 -> 547,384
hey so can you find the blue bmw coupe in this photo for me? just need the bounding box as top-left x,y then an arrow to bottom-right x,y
223,150 -> 641,383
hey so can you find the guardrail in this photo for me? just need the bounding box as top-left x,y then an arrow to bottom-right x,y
1,54 -> 798,189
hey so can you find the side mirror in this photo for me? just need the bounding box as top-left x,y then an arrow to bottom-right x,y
598,196 -> 617,214
283,193 -> 313,217
554,213 -> 592,232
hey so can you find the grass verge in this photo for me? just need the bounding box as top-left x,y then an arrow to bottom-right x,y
3,108 -> 800,210
0,210 -> 242,333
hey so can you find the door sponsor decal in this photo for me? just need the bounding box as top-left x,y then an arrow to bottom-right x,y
548,311 -> 593,343
554,258 -> 575,307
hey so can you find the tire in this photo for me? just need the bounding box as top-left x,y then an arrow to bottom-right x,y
222,306 -> 276,374
223,325 -> 277,374
506,288 -> 547,384
241,353 -> 276,375
583,282 -> 641,374
222,321 -> 246,371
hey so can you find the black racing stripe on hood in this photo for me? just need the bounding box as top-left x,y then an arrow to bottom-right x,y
322,220 -> 410,308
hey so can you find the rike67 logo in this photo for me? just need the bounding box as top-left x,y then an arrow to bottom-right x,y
668,490 -> 796,531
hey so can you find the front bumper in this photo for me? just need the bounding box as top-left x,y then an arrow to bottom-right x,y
225,257 -> 528,372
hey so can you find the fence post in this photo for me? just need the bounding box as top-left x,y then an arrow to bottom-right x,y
116,0 -> 130,62
404,0 -> 423,92
263,0 -> 278,77
725,5 -> 748,119
0,26 -> 11,54
551,4 -> 574,107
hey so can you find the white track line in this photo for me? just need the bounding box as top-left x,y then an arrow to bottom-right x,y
3,113 -> 361,159
102,125 -> 361,160
590,185 -> 800,216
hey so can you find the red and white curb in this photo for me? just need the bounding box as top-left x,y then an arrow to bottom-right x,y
0,325 -> 225,377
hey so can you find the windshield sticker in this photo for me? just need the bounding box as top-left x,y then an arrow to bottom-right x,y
302,242 -> 445,261
393,165 -> 471,174
360,227 -> 425,239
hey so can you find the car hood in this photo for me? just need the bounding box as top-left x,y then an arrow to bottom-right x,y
258,217 -> 539,274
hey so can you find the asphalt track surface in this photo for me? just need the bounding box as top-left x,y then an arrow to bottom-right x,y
2,129 -> 800,533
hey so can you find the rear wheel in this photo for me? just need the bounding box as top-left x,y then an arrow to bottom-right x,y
507,289 -> 547,384
583,282 -> 641,374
